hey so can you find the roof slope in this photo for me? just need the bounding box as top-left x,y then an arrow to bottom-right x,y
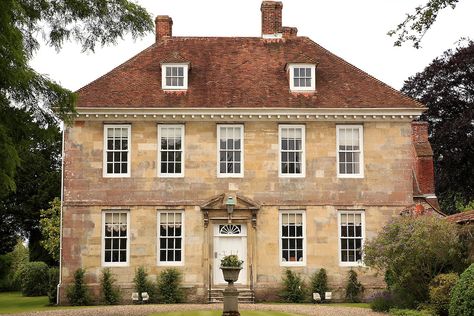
445,210 -> 474,224
77,37 -> 422,108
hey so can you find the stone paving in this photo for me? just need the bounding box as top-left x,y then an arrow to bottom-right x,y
6,303 -> 382,316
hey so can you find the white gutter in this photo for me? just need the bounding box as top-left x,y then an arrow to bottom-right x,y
57,124 -> 65,305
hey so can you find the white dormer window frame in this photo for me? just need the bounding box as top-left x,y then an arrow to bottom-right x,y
161,63 -> 189,90
288,63 -> 316,92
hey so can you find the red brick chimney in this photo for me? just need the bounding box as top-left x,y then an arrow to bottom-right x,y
261,1 -> 283,37
282,26 -> 298,39
155,15 -> 173,41
411,122 -> 435,196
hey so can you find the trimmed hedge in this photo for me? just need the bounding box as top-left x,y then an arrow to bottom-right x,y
15,261 -> 49,296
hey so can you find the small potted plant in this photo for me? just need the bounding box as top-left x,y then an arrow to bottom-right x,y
220,255 -> 243,284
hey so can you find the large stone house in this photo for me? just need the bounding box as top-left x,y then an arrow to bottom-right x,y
59,1 -> 438,303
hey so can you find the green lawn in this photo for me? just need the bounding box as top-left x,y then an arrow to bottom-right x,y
149,312 -> 300,316
0,292 -> 84,314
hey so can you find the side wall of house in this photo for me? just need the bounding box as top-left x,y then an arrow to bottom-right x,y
60,119 -> 413,303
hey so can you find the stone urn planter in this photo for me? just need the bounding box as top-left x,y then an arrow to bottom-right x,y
220,255 -> 243,316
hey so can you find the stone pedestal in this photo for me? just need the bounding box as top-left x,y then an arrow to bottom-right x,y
222,285 -> 240,316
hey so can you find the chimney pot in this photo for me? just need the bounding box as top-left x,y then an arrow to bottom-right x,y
155,15 -> 173,41
261,1 -> 283,37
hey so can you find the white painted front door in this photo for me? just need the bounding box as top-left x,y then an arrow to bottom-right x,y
213,224 -> 247,285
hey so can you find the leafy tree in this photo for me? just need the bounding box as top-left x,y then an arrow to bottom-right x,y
40,198 -> 61,262
309,268 -> 328,300
0,0 -> 153,196
364,215 -> 462,308
0,0 -> 153,256
100,268 -> 121,305
401,41 -> 474,214
389,0 -> 460,48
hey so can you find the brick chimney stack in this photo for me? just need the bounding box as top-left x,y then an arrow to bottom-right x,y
261,1 -> 283,37
155,15 -> 173,41
411,121 -> 435,196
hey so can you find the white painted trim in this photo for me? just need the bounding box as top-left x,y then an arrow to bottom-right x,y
279,210 -> 306,267
213,223 -> 248,237
157,124 -> 185,178
103,124 -> 131,178
216,124 -> 244,178
101,210 -> 130,267
262,33 -> 283,39
157,210 -> 185,266
288,64 -> 316,92
337,210 -> 365,267
161,63 -> 189,90
278,124 -> 306,178
336,125 -> 364,178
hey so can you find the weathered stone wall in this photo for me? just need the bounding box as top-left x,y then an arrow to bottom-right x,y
60,120 -> 413,303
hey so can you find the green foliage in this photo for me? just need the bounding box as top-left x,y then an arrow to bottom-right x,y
309,268 -> 328,300
402,41 -> 474,214
388,0 -> 460,48
133,266 -> 156,302
370,292 -> 394,312
0,0 -> 153,247
449,263 -> 474,316
428,273 -> 458,316
156,268 -> 184,304
66,268 -> 91,306
220,254 -> 243,267
280,269 -> 305,303
345,270 -> 364,303
455,198 -> 474,212
364,215 -> 462,307
100,268 -> 120,305
47,267 -> 59,305
389,308 -> 433,316
39,198 -> 61,262
15,261 -> 48,296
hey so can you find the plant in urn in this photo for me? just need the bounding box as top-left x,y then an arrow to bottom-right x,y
220,255 -> 243,316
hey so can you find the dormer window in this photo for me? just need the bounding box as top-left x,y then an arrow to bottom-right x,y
161,63 -> 189,90
288,64 -> 316,92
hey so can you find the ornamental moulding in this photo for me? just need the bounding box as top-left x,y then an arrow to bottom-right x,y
72,107 -> 423,122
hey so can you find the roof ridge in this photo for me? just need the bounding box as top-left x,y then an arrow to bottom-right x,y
300,37 -> 424,109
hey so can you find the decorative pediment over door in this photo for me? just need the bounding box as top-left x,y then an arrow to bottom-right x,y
200,193 -> 261,228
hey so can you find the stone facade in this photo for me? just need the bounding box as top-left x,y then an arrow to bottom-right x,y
61,119 -> 415,302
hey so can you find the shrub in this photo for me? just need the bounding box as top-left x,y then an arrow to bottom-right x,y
389,309 -> 433,316
67,268 -> 91,305
15,261 -> 48,296
280,269 -> 305,303
1,241 -> 29,291
47,267 -> 59,304
370,291 -> 394,312
220,254 -> 243,267
100,268 -> 121,305
428,273 -> 458,316
449,263 -> 474,316
156,268 -> 184,303
309,268 -> 328,300
364,215 -> 461,308
133,266 -> 156,303
345,270 -> 364,302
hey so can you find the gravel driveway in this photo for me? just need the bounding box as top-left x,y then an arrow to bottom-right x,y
5,303 -> 382,316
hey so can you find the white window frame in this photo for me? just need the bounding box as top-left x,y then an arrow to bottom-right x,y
101,210 -> 130,267
288,64 -> 316,92
103,124 -> 131,178
337,210 -> 365,267
157,124 -> 185,178
157,210 -> 185,266
161,63 -> 189,90
217,124 -> 244,178
279,210 -> 306,267
336,125 -> 364,178
278,125 -> 306,178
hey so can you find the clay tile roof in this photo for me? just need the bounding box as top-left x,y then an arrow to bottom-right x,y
160,51 -> 190,65
445,210 -> 474,224
76,37 -> 424,109
286,52 -> 319,65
